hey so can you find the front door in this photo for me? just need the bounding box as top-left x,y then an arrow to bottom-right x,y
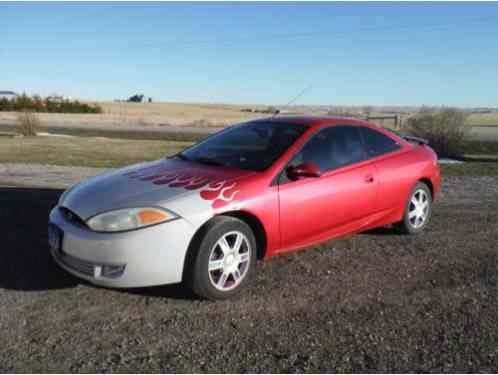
278,125 -> 378,251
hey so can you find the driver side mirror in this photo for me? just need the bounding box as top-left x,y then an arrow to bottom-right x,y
286,163 -> 321,180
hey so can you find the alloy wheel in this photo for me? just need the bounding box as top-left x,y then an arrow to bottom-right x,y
408,189 -> 430,229
208,231 -> 251,291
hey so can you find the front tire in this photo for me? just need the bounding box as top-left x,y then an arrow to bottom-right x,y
186,216 -> 257,300
395,181 -> 433,235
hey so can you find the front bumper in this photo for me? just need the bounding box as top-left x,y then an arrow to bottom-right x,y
49,206 -> 196,288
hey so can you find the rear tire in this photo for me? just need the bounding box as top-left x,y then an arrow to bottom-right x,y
395,181 -> 433,235
185,216 -> 257,300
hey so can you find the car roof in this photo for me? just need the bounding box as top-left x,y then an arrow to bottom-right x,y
249,115 -> 373,128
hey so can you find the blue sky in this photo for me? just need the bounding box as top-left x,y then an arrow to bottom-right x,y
2,2 -> 498,106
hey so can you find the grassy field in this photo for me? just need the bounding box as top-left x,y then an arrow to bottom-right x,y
466,125 -> 498,142
1,136 -> 497,176
0,137 -> 192,168
0,102 -> 497,145
1,101 -> 497,129
0,123 -> 209,142
466,112 -> 498,126
461,139 -> 498,155
440,162 -> 498,176
0,101 -> 261,128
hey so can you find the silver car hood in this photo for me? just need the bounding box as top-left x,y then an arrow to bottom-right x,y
60,158 -> 254,220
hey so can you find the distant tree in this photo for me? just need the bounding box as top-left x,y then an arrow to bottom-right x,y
405,108 -> 468,157
16,110 -> 41,136
0,94 -> 102,114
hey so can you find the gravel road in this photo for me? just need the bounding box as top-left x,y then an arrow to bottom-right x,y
0,165 -> 496,372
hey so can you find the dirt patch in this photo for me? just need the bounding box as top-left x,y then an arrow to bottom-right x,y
0,175 -> 496,372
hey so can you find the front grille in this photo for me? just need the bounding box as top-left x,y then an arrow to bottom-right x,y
59,207 -> 88,228
54,248 -> 95,277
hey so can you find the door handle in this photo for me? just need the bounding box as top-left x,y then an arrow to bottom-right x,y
364,174 -> 375,183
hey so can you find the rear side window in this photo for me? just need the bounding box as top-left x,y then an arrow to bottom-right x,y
360,126 -> 401,158
289,125 -> 366,172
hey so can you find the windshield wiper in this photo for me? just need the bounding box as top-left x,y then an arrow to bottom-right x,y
193,156 -> 225,167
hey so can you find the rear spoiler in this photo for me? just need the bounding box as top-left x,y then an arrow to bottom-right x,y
401,135 -> 429,145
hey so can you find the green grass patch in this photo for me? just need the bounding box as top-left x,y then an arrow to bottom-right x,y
461,139 -> 498,155
0,137 -> 193,168
0,123 -> 208,143
440,162 -> 498,176
1,135 -> 498,176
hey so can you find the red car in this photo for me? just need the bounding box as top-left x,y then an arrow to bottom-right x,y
50,116 -> 440,300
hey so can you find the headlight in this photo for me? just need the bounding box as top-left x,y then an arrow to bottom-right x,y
86,207 -> 178,232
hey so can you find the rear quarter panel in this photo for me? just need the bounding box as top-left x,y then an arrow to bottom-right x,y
373,144 -> 439,221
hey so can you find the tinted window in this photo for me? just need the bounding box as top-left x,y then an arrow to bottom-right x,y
360,127 -> 401,158
289,125 -> 366,172
180,122 -> 308,171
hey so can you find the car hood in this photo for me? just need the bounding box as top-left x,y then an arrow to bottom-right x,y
60,158 -> 256,220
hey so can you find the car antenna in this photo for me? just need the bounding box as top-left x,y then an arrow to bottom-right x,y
271,85 -> 312,119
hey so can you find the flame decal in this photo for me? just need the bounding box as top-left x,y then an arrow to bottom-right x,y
125,164 -> 239,209
200,181 -> 239,209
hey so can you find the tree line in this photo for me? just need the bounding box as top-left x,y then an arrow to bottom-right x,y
0,94 -> 103,114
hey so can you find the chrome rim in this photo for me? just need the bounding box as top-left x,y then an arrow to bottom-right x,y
409,189 -> 430,229
208,231 -> 251,292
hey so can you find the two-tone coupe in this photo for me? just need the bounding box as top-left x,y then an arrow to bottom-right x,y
49,116 -> 440,299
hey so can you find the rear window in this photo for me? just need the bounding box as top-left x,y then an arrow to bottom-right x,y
360,126 -> 401,158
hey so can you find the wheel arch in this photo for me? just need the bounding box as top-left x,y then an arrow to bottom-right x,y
181,210 -> 268,282
418,177 -> 434,198
217,210 -> 268,260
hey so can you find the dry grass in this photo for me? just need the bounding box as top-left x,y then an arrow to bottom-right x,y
0,101 -> 262,129
2,102 -> 497,145
0,136 -> 192,168
2,101 -> 497,132
465,112 -> 498,126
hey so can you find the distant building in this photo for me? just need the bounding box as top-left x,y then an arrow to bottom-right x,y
0,91 -> 18,100
127,94 -> 152,103
128,94 -> 144,103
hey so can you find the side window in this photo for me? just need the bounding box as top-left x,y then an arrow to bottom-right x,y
289,125 -> 366,172
360,127 -> 401,158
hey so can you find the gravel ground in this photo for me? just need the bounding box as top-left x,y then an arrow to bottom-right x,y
0,165 -> 496,372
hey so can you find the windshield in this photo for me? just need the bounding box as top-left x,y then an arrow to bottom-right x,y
179,121 -> 309,171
